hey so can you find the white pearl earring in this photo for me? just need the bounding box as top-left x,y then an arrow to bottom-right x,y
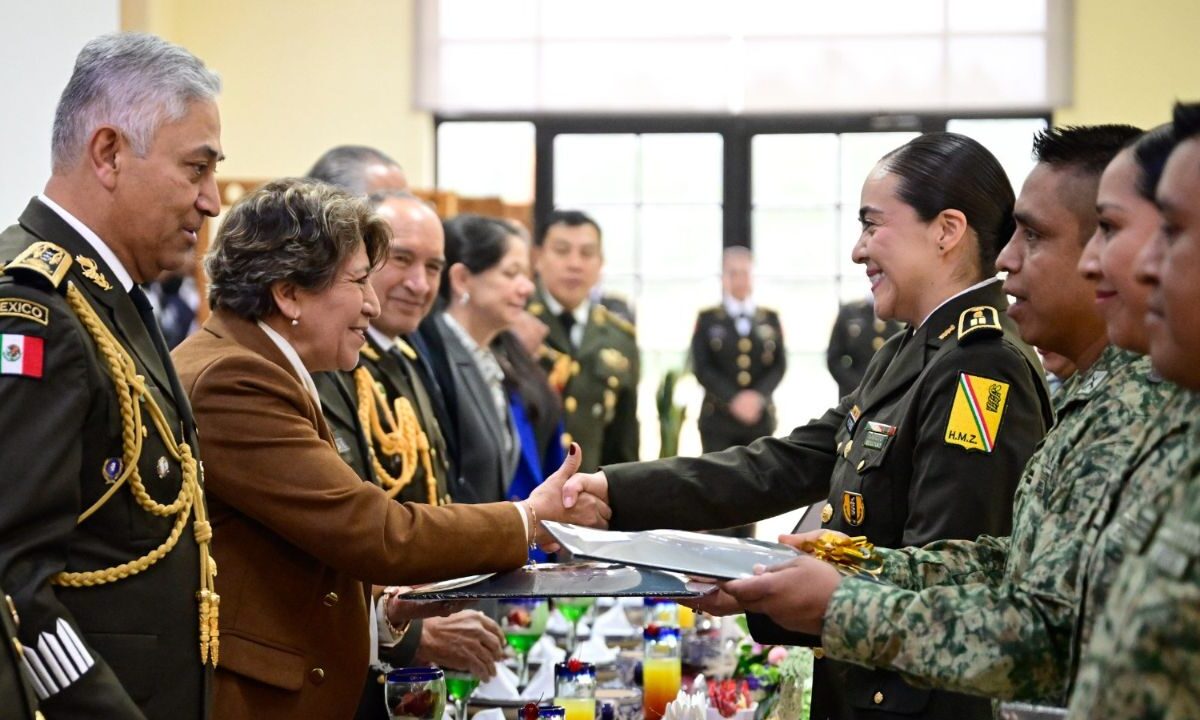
460,292 -> 470,305
291,316 -> 300,326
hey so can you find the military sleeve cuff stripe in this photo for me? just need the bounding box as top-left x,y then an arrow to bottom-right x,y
21,618 -> 95,699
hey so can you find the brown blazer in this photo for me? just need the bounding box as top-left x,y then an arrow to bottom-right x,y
173,309 -> 528,720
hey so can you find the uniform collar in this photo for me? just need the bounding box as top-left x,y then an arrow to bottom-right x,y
917,277 -> 1000,329
542,289 -> 591,327
37,193 -> 134,292
723,295 -> 756,318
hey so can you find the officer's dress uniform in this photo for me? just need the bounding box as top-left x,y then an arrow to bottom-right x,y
691,301 -> 787,451
601,279 -> 1052,720
1,589 -> 41,719
530,285 -> 639,473
0,198 -> 213,719
827,300 -> 905,400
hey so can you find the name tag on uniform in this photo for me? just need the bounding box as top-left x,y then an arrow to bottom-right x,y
863,421 -> 896,450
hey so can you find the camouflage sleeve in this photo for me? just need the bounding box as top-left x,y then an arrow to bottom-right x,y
875,534 -> 1011,592
1067,488 -> 1200,719
822,574 -> 1074,702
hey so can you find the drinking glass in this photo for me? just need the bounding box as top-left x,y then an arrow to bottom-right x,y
554,660 -> 597,720
642,626 -> 681,720
444,669 -> 479,720
499,597 -> 550,688
385,667 -> 447,720
555,596 -> 595,655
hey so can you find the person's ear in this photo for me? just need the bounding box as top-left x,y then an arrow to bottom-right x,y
448,262 -> 471,300
89,126 -> 123,191
270,281 -> 302,324
933,209 -> 968,255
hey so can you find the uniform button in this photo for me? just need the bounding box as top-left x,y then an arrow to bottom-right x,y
592,403 -> 604,417
820,504 -> 834,523
872,337 -> 885,351
561,432 -> 573,448
856,460 -> 866,471
310,667 -> 326,684
565,396 -> 578,413
874,319 -> 886,333
873,691 -> 884,705
570,361 -> 581,377
843,441 -> 852,458
812,648 -> 825,659
323,592 -> 339,607
840,354 -> 853,368
737,371 -> 751,386
607,376 -> 619,389
737,354 -> 751,369
738,338 -> 752,352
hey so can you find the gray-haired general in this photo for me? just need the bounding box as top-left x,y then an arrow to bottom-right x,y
0,32 -> 222,719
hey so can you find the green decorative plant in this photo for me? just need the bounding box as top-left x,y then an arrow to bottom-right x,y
657,368 -> 687,458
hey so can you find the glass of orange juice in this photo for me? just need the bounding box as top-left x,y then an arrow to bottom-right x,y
642,626 -> 681,720
554,659 -> 597,720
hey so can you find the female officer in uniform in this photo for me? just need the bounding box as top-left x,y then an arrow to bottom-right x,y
562,132 -> 1054,720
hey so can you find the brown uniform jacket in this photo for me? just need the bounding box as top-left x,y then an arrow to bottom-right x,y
172,309 -> 529,720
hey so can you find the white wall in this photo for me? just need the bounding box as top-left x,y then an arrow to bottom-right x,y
0,1 -> 119,223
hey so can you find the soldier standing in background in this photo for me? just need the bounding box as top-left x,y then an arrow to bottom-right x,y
530,210 -> 639,472
827,298 -> 904,399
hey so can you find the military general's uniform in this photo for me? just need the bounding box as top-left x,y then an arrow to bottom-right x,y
0,199 -> 211,719
1067,390 -> 1200,720
818,347 -> 1173,710
530,285 -> 639,473
691,303 -> 787,451
602,280 -> 1052,720
827,300 -> 904,399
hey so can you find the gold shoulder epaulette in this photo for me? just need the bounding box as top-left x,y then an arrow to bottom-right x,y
598,304 -> 636,336
393,338 -> 418,360
360,344 -> 381,362
538,342 -> 564,362
957,306 -> 1003,343
4,241 -> 72,289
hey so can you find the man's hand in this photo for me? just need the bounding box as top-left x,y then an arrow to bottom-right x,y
414,610 -> 506,679
678,583 -> 744,616
778,529 -> 849,554
721,555 -> 843,635
528,444 -> 612,549
560,468 -> 609,514
728,390 -> 765,426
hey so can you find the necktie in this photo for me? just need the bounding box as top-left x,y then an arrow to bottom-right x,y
559,310 -> 577,346
128,285 -> 195,435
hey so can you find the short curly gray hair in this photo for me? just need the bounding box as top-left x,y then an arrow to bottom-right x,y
206,178 -> 390,321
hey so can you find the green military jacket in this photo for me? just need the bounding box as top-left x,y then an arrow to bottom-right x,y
0,199 -> 208,718
606,280 -> 1052,720
351,331 -> 451,506
827,299 -> 905,399
690,303 -> 787,446
821,347 -> 1174,707
530,285 -> 639,473
1067,390 -> 1200,719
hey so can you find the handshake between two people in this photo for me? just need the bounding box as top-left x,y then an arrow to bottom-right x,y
523,443 -> 613,551
681,529 -> 851,637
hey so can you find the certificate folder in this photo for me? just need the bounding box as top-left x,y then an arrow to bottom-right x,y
404,561 -> 699,600
543,521 -> 800,580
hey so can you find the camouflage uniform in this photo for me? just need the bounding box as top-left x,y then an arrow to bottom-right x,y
821,346 -> 1173,706
1067,391 -> 1200,719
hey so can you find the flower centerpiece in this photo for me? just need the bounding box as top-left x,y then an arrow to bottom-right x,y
727,632 -> 814,720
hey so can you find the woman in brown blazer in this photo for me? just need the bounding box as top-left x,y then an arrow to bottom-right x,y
172,179 -> 604,719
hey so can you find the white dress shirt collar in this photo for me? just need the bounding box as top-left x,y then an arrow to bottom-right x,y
256,320 -> 321,410
542,292 -> 591,346
38,193 -> 134,292
367,325 -> 395,353
723,295 -> 756,319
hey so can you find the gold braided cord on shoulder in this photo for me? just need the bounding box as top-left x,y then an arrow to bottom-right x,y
353,367 -> 438,505
54,281 -> 219,667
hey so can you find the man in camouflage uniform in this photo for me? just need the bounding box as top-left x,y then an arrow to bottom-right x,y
530,210 -> 639,472
1066,102 -> 1200,720
719,126 -> 1186,713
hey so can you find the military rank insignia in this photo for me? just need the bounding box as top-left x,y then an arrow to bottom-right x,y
945,373 -> 1010,453
842,491 -> 866,526
0,334 -> 44,378
75,255 -> 112,291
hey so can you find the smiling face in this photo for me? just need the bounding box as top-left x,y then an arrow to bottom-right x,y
462,235 -> 535,336
1142,137 -> 1200,388
997,163 -> 1106,362
1077,150 -> 1159,354
851,168 -> 941,325
289,243 -> 380,372
370,197 -> 445,338
111,99 -> 222,283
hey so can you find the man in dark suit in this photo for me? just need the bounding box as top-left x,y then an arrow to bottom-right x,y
0,32 -> 222,719
826,299 -> 903,399
530,210 -> 639,472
